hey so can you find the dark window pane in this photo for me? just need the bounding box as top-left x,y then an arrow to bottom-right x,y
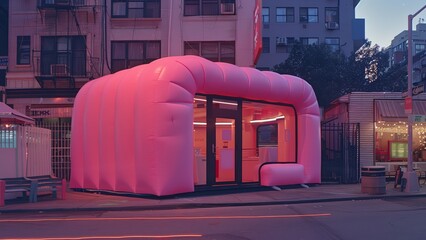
146,41 -> 160,59
111,41 -> 160,73
17,36 -> 30,65
220,42 -> 235,64
128,42 -> 144,60
112,59 -> 126,73
184,0 -> 200,16
112,0 -> 160,18
112,42 -> 126,59
184,42 -> 200,55
201,42 -> 219,62
112,2 -> 126,17
202,0 -> 219,15
145,0 -> 161,17
262,37 -> 270,53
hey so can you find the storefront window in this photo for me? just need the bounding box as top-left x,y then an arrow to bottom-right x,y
375,120 -> 426,163
192,96 -> 297,185
193,95 -> 207,185
242,101 -> 296,182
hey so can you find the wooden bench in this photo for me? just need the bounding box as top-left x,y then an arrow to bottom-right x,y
0,175 -> 66,207
0,177 -> 38,207
26,175 -> 67,200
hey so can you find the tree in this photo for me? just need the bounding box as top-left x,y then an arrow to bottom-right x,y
272,41 -> 404,107
273,42 -> 348,107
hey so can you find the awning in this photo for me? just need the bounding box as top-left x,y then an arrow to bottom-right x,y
375,99 -> 426,122
0,102 -> 35,125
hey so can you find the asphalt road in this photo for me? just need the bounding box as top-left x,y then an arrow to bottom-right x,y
0,197 -> 425,240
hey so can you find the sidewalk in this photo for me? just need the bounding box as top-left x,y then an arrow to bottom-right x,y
1,183 -> 426,213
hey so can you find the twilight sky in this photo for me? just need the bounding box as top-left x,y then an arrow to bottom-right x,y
356,0 -> 426,48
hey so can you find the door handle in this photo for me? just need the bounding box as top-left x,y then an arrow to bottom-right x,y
212,144 -> 215,154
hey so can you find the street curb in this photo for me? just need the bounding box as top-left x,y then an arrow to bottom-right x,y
1,193 -> 426,214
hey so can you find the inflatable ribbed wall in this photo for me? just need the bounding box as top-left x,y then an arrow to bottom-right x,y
70,56 -> 320,196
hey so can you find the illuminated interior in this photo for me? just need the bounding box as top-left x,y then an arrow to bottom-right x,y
375,121 -> 426,162
193,95 -> 296,185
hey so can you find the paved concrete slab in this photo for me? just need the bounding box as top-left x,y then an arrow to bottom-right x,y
1,183 -> 426,213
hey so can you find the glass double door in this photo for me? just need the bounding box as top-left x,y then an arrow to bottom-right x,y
206,97 -> 242,185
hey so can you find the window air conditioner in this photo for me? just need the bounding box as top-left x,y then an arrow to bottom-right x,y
325,22 -> 339,30
50,64 -> 69,76
220,3 -> 235,15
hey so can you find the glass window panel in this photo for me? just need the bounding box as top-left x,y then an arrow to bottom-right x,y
201,42 -> 219,62
325,8 -> 338,22
262,37 -> 270,53
242,101 -> 296,183
17,36 -> 30,65
111,59 -> 126,73
308,8 -> 317,15
41,37 -> 55,51
308,38 -> 319,45
128,9 -> 144,18
145,1 -> 160,17
128,1 -> 144,8
193,95 -> 207,185
184,0 -> 200,16
112,42 -> 126,59
262,7 -> 269,23
202,0 -> 219,15
112,2 -> 126,16
325,38 -> 340,52
220,42 -> 234,57
184,42 -> 200,55
127,59 -> 145,68
220,42 -> 235,64
128,42 -> 144,60
146,41 -> 161,59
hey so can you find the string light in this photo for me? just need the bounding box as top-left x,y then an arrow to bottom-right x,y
375,121 -> 426,150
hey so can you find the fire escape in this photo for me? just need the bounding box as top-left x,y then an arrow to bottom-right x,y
35,0 -> 98,89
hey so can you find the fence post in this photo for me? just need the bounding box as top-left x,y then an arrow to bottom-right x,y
0,180 -> 5,207
61,179 -> 67,200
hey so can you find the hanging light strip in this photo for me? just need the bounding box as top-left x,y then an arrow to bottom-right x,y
250,115 -> 285,124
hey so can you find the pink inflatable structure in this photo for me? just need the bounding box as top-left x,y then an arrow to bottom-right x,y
70,56 -> 320,196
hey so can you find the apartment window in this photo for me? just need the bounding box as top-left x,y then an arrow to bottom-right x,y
276,37 -> 295,53
262,7 -> 269,24
262,37 -> 270,53
112,0 -> 161,18
325,38 -> 340,52
276,7 -> 294,23
300,7 -> 318,23
325,7 -> 339,23
415,44 -> 426,54
184,0 -> 236,16
300,37 -> 319,45
325,7 -> 339,29
17,36 -> 30,65
184,41 -> 235,64
111,41 -> 161,73
41,36 -> 86,76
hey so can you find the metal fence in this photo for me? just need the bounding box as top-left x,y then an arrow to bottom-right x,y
36,120 -> 71,180
0,125 -> 51,178
32,120 -> 360,183
321,123 -> 361,183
